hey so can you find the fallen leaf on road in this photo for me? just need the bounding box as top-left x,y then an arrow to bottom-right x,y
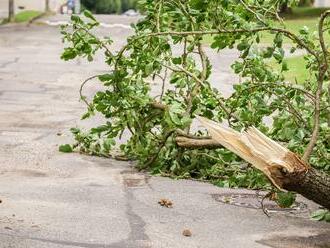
182,229 -> 192,237
158,198 -> 173,208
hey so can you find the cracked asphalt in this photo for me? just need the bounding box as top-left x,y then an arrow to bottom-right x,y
0,15 -> 329,248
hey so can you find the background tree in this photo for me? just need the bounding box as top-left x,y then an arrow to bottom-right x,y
122,0 -> 137,10
81,0 -> 138,14
279,0 -> 293,13
8,0 -> 14,22
95,0 -> 122,14
45,0 -> 50,12
81,0 -> 95,11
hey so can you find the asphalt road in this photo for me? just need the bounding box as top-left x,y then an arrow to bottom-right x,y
0,16 -> 329,248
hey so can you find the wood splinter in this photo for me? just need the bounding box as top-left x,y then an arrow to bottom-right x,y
197,117 -> 330,210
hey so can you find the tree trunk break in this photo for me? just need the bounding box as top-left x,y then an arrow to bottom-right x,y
194,117 -> 330,209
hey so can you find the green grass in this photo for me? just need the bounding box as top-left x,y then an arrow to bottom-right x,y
283,7 -> 330,19
269,56 -> 309,84
15,10 -> 42,23
260,17 -> 324,44
205,17 -> 330,44
204,7 -> 330,45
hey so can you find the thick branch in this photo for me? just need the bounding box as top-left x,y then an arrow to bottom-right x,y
176,136 -> 222,149
199,117 -> 330,209
282,167 -> 330,210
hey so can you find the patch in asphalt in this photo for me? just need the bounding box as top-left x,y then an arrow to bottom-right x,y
121,169 -> 150,188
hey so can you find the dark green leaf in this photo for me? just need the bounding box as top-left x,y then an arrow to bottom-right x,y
59,144 -> 73,153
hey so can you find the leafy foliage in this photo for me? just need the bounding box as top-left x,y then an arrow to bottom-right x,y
59,144 -> 73,153
275,192 -> 296,208
14,10 -> 42,23
60,0 -> 329,194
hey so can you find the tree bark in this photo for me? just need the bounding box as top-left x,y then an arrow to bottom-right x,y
8,0 -> 14,22
181,117 -> 330,210
282,167 -> 330,209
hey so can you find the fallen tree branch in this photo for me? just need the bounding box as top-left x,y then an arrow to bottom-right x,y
198,117 -> 330,210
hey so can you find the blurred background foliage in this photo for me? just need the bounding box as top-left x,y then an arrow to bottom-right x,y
81,0 -> 138,14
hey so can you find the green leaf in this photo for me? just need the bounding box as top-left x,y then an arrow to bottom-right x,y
87,54 -> 93,62
70,128 -> 80,135
71,15 -> 82,23
145,62 -> 154,75
290,47 -> 296,54
190,0 -> 208,10
263,47 -> 274,58
168,103 -> 185,126
237,40 -> 249,51
299,26 -> 309,35
98,74 -> 112,82
59,144 -> 73,153
281,61 -> 289,71
83,10 -> 97,22
274,33 -> 283,48
61,48 -> 77,61
273,48 -> 285,62
172,57 -> 182,65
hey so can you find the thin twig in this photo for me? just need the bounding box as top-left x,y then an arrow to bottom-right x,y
260,192 -> 271,218
79,75 -> 100,108
160,68 -> 168,101
303,11 -> 330,161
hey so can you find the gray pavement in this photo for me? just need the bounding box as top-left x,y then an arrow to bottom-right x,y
0,17 -> 329,248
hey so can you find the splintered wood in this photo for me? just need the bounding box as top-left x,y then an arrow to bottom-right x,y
198,117 -> 330,209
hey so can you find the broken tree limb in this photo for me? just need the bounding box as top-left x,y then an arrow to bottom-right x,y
197,117 -> 330,210
175,136 -> 221,149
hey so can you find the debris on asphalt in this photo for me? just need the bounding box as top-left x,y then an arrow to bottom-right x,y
158,198 -> 173,208
182,229 -> 192,237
